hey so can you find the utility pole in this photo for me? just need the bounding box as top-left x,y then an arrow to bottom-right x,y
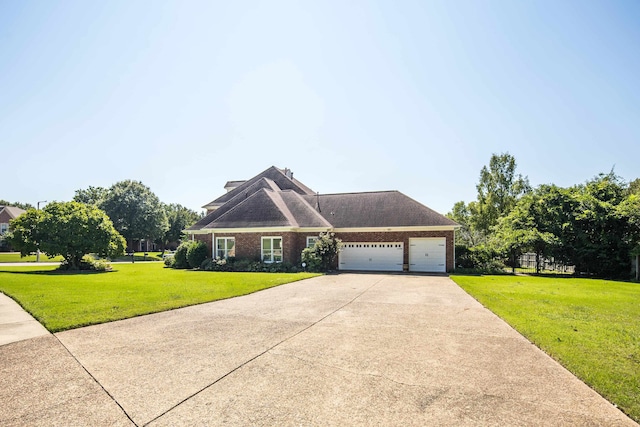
36,200 -> 47,262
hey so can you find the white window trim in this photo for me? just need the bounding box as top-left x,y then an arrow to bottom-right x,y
261,236 -> 283,263
0,223 -> 8,235
306,236 -> 317,248
215,237 -> 235,259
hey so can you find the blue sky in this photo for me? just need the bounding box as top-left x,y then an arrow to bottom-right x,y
1,0 -> 639,214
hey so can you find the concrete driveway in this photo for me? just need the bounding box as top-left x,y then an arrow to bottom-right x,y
0,274 -> 636,426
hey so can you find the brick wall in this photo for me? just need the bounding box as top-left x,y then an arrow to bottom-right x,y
194,232 -> 311,264
193,230 -> 454,272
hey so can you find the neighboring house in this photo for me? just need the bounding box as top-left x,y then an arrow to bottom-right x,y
186,166 -> 459,273
0,205 -> 26,251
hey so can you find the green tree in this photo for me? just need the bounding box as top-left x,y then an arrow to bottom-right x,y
158,203 -> 202,251
627,178 -> 640,195
73,186 -> 108,205
100,180 -> 168,249
7,201 -> 125,270
447,200 -> 484,246
492,195 -> 559,273
473,152 -> 530,234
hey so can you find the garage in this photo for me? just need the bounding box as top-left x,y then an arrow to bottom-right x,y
339,242 -> 404,272
409,238 -> 446,272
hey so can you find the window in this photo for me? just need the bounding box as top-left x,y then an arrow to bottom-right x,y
216,237 -> 235,259
262,237 -> 282,263
0,223 -> 7,235
306,236 -> 317,248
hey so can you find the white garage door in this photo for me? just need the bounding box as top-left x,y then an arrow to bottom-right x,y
339,242 -> 404,272
409,238 -> 446,272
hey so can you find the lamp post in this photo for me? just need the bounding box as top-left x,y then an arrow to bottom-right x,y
36,200 -> 47,262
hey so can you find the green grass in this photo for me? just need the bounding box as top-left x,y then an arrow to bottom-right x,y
0,252 -> 64,263
451,274 -> 640,423
0,263 -> 319,333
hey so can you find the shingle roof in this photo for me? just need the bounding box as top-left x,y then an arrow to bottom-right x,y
189,167 -> 456,231
300,191 -> 458,228
202,166 -> 314,209
0,206 -> 26,219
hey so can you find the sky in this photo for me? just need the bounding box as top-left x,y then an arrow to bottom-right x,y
1,0 -> 639,214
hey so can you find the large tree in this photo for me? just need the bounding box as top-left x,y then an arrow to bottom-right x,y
100,180 -> 168,249
473,152 -> 531,234
158,203 -> 202,251
73,186 -> 108,206
7,201 -> 125,269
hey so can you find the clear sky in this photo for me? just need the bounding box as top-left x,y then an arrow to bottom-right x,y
1,0 -> 639,214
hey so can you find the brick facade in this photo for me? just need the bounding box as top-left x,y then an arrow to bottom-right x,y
194,230 -> 454,272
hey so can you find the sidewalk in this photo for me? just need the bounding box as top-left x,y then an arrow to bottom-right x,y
0,292 -> 50,346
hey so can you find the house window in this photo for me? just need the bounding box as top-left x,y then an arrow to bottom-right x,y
306,236 -> 317,248
262,236 -> 282,263
0,223 -> 8,235
216,237 -> 235,259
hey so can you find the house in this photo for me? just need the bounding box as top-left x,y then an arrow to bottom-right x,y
0,205 -> 26,251
186,166 -> 459,273
0,205 -> 25,236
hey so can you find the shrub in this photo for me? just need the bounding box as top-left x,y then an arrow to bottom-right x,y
302,232 -> 342,272
173,241 -> 193,269
58,255 -> 112,272
187,240 -> 208,269
200,257 -> 298,273
163,255 -> 175,268
301,248 -> 323,272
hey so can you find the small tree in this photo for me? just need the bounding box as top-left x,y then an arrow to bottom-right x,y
301,232 -> 342,272
7,201 -> 125,270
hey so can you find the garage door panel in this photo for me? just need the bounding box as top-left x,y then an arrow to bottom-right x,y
409,238 -> 446,273
339,243 -> 403,272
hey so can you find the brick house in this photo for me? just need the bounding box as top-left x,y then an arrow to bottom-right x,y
186,166 -> 459,273
0,205 -> 26,251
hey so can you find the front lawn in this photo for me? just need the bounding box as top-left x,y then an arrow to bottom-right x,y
0,263 -> 319,332
451,275 -> 640,423
0,252 -> 64,263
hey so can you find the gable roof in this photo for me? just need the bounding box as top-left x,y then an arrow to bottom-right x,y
0,206 -> 26,220
189,167 -> 457,232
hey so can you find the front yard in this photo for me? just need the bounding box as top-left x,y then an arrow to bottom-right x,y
0,262 -> 319,332
451,274 -> 640,423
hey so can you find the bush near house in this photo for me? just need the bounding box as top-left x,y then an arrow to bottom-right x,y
200,257 -> 300,273
301,232 -> 342,272
187,240 -> 208,269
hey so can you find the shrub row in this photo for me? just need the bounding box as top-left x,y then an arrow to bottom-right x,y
200,257 -> 301,273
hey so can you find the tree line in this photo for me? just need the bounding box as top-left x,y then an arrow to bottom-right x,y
5,180 -> 202,270
448,153 -> 640,278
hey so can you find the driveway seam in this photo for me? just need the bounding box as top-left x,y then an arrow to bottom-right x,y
52,333 -> 139,426
270,351 -> 429,389
142,276 -> 387,426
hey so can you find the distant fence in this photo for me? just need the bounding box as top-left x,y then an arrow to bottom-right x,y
515,253 -> 575,274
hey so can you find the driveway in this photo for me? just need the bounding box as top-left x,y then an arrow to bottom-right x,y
0,274 -> 636,426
